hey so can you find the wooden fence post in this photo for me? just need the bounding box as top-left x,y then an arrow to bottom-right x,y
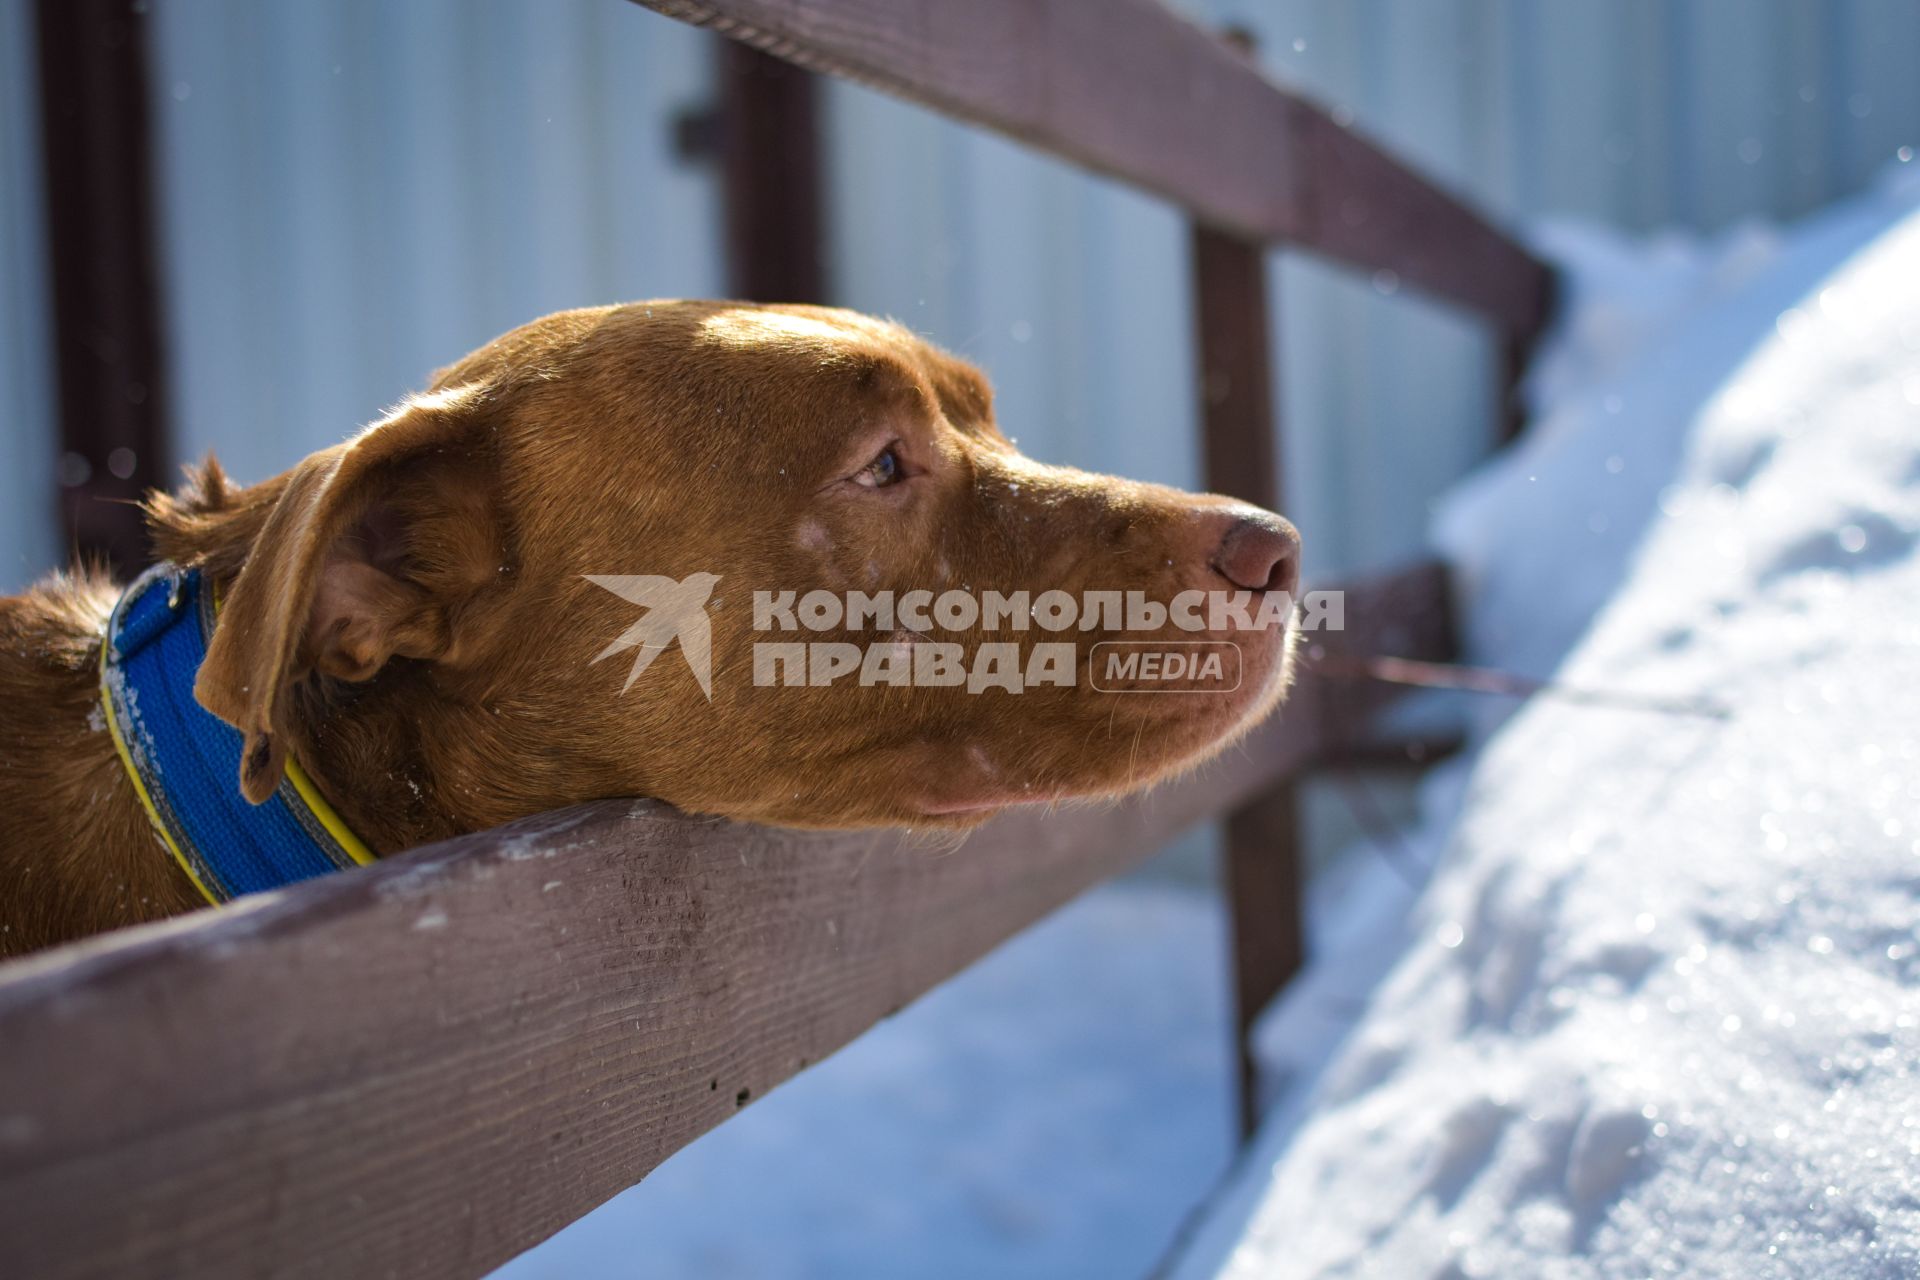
33,0 -> 170,575
717,38 -> 827,302
1188,26 -> 1302,1142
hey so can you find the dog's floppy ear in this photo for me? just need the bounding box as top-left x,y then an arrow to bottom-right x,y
196,385 -> 504,803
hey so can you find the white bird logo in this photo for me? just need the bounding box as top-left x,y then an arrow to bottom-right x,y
585,573 -> 720,700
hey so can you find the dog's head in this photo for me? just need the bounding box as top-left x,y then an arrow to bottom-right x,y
181,302 -> 1301,833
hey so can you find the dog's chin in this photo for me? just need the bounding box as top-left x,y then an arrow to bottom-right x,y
912,627 -> 1298,825
753,629 -> 1298,830
1209,620 -> 1299,740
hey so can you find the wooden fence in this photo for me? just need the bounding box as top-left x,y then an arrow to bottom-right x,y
0,1 -> 1552,1276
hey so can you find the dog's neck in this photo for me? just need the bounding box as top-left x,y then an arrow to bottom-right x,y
276,608 -> 636,858
0,576 -> 205,956
283,662 -> 513,855
0,567 -> 548,956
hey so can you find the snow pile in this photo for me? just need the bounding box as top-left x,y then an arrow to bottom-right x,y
1182,165 -> 1920,1279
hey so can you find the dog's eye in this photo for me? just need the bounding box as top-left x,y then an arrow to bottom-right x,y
853,446 -> 902,489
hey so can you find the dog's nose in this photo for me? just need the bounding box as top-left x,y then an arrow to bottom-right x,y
1213,515 -> 1301,597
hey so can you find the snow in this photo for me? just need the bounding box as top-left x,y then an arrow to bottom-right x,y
1176,163 -> 1920,1279
491,881 -> 1236,1280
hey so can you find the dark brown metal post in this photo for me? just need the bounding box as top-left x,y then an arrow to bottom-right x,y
34,0 -> 170,574
1188,25 -> 1303,1144
717,38 -> 827,302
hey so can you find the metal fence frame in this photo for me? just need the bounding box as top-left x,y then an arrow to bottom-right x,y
0,2 -> 1552,1275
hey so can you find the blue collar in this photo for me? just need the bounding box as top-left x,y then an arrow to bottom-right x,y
99,563 -> 375,904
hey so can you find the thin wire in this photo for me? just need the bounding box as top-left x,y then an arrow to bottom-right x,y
1312,652 -> 1733,720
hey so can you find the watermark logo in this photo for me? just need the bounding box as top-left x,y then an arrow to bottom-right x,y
589,581 -> 1341,697
586,573 -> 720,700
1090,641 -> 1242,692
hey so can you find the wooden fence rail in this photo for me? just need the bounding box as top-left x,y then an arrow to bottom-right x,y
633,0 -> 1553,335
2,0 -> 1552,1275
0,569 -> 1446,1280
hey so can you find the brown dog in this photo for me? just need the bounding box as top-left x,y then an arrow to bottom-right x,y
0,302 -> 1300,957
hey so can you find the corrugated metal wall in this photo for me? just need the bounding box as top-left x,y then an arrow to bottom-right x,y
147,0 -> 724,489
1,0 -> 1917,590
0,0 -> 56,586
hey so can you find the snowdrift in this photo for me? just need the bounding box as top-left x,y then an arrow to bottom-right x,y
1182,165 -> 1920,1278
